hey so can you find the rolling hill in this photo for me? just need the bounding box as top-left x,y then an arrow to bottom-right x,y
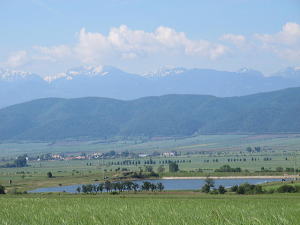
0,87 -> 299,141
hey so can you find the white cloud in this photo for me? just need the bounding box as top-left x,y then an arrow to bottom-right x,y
254,22 -> 300,60
33,45 -> 71,60
255,22 -> 300,45
73,25 -> 228,64
220,34 -> 246,45
5,51 -> 28,67
2,23 -> 299,74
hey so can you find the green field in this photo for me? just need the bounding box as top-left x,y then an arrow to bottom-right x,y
0,193 -> 299,225
1,134 -> 300,158
0,134 -> 299,193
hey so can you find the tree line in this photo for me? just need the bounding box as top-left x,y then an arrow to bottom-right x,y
76,181 -> 164,194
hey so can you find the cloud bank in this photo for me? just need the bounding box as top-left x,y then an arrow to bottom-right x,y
2,22 -> 300,74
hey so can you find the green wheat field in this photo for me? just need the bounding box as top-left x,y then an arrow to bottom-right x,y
0,194 -> 299,225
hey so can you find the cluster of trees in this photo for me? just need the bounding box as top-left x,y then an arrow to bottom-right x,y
230,183 -> 300,194
246,146 -> 261,153
285,168 -> 300,172
77,181 -> 164,194
215,165 -> 242,173
260,167 -> 299,172
201,177 -> 226,194
1,155 -> 28,168
230,183 -> 263,194
129,171 -> 159,179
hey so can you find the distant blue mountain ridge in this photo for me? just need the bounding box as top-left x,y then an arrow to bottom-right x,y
0,66 -> 300,109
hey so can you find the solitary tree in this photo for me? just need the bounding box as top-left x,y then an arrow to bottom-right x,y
0,185 -> 5,194
201,176 -> 215,193
47,172 -> 53,178
218,185 -> 226,194
157,182 -> 164,192
104,180 -> 112,192
97,183 -> 104,193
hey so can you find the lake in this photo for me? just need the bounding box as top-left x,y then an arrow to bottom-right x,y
29,178 -> 282,193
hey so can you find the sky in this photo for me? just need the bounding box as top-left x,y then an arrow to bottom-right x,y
0,0 -> 300,76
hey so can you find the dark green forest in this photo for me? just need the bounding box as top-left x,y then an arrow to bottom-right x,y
0,87 -> 299,141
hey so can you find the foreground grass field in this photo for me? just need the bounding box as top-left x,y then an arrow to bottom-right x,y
0,193 -> 300,225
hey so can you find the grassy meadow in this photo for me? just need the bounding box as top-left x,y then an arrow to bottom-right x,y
0,193 -> 299,225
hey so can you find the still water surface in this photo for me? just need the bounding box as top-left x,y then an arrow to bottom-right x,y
30,178 -> 281,193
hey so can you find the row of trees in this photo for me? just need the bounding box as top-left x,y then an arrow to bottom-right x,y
107,159 -> 189,166
1,155 -> 28,168
77,181 -> 164,194
215,165 -> 242,172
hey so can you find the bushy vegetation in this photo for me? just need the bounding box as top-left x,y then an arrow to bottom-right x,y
230,183 -> 300,195
277,184 -> 300,193
215,165 -> 242,172
230,183 -> 263,194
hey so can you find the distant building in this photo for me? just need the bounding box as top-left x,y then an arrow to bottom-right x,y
163,151 -> 177,157
52,154 -> 63,160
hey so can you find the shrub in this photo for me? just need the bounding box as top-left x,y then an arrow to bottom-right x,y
230,185 -> 238,192
235,183 -> 263,194
210,189 -> 219,194
218,185 -> 227,194
277,185 -> 296,193
201,184 -> 211,193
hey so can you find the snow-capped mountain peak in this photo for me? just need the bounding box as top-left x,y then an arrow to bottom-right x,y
44,65 -> 110,82
143,66 -> 187,78
0,68 -> 34,81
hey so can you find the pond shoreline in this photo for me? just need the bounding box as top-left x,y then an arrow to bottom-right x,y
162,175 -> 298,180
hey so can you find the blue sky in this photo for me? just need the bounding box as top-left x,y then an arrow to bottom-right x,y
1,0 -> 300,75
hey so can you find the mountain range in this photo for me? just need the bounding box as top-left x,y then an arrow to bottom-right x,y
0,87 -> 299,141
1,66 -> 300,109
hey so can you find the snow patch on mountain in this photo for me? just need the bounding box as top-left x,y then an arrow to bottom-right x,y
44,65 -> 109,82
0,68 -> 34,81
143,66 -> 187,78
